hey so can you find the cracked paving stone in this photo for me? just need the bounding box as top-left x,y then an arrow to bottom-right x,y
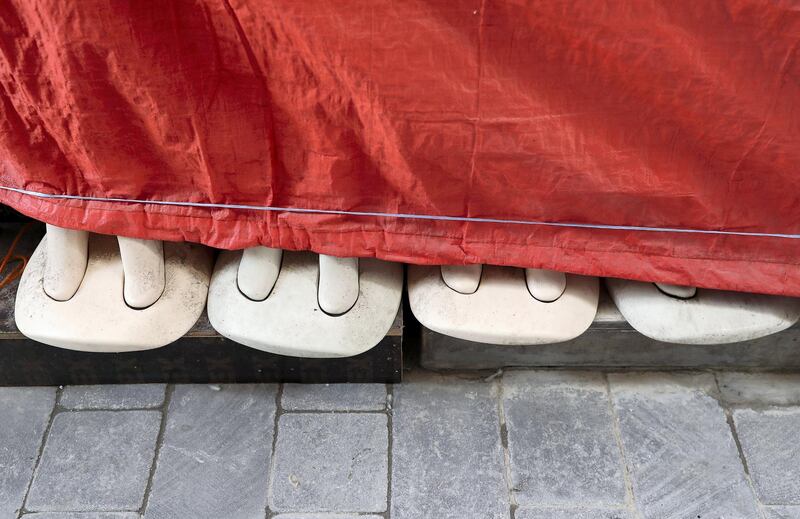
26,410 -> 160,512
503,371 -> 625,507
609,373 -> 760,518
390,372 -> 508,519
0,387 -> 56,518
145,384 -> 277,519
270,413 -> 387,513
60,384 -> 165,410
764,506 -> 800,519
22,513 -> 142,519
734,408 -> 800,505
516,507 -> 633,519
717,373 -> 800,406
272,515 -> 382,519
281,383 -> 386,411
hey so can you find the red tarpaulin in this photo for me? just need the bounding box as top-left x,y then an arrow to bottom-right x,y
0,1 -> 798,295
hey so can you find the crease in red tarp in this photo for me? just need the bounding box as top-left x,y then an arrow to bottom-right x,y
0,0 -> 799,296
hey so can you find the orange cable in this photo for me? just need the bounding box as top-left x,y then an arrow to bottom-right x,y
0,222 -> 33,290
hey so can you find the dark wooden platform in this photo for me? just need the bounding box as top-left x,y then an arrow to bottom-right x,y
419,290 -> 800,371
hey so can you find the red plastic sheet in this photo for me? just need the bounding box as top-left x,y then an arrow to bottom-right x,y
0,1 -> 799,295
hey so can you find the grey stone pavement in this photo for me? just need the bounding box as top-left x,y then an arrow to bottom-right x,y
1,370 -> 799,519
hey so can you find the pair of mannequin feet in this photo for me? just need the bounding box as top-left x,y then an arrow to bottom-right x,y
441,265 -> 697,301
441,264 -> 568,302
44,224 -> 165,308
237,247 -> 358,315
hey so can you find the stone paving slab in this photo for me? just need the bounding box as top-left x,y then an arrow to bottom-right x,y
145,385 -> 277,519
390,373 -> 508,519
26,410 -> 161,512
717,373 -> 800,406
765,506 -> 800,519
281,384 -> 386,411
609,372 -> 760,518
59,385 -> 165,410
515,507 -> 633,519
0,387 -> 56,519
270,413 -> 388,513
733,408 -> 800,505
502,371 -> 626,507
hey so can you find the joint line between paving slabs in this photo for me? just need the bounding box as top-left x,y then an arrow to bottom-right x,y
603,373 -> 642,519
139,383 -> 175,516
17,385 -> 62,518
277,409 -> 390,415
265,383 -> 284,519
494,373 -> 517,519
712,373 -> 769,518
383,383 -> 394,519
55,406 -> 167,413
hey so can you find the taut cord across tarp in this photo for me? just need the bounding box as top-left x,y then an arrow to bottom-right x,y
1,185 -> 799,241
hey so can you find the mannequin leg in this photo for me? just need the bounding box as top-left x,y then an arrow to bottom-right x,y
441,264 -> 482,294
525,268 -> 567,302
237,246 -> 282,301
655,282 -> 697,299
117,236 -> 165,309
43,224 -> 88,301
318,255 -> 359,315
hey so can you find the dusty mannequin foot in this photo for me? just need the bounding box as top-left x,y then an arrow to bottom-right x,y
207,251 -> 403,357
606,277 -> 800,344
441,264 -> 482,294
17,233 -> 213,352
655,282 -> 697,299
44,224 -> 89,301
318,255 -> 359,315
237,246 -> 282,301
525,268 -> 567,302
118,237 -> 165,309
408,264 -> 600,345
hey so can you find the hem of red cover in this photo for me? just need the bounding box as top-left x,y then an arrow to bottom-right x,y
2,191 -> 798,297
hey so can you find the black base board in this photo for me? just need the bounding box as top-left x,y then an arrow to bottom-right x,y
0,335 -> 401,386
419,324 -> 800,371
418,291 -> 800,371
0,220 -> 402,385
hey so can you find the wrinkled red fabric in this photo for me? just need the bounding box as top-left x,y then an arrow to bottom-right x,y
0,0 -> 798,296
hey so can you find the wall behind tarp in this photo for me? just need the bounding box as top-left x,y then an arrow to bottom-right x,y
0,0 -> 798,295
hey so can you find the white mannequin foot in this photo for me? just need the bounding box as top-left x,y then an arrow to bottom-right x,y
318,255 -> 359,315
441,264 -> 482,294
117,237 -> 165,309
44,224 -> 89,301
525,268 -> 567,302
207,251 -> 402,357
16,232 -> 213,352
655,282 -> 697,299
237,246 -> 282,301
606,279 -> 800,344
408,264 -> 599,345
